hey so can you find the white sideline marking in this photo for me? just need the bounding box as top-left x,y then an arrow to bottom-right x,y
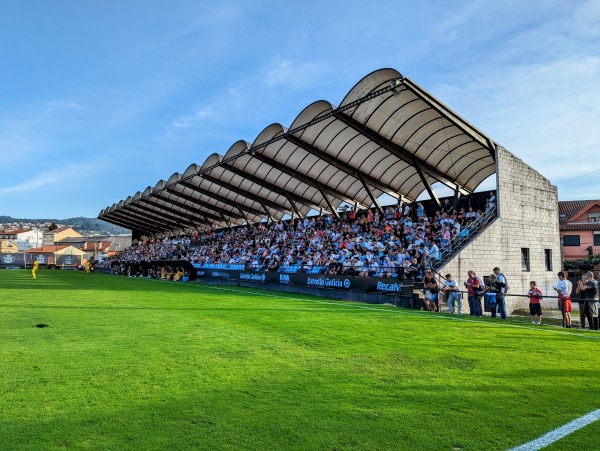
509,408 -> 600,450
194,284 -> 600,341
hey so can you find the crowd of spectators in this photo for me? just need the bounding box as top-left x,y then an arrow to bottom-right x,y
111,260 -> 186,281
110,194 -> 495,280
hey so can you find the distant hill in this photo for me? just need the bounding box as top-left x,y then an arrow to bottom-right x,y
0,216 -> 130,236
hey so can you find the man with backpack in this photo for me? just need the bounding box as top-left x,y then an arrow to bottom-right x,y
493,267 -> 508,319
577,271 -> 599,330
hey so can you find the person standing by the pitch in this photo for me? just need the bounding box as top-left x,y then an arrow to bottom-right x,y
528,281 -> 543,325
442,273 -> 462,315
32,258 -> 39,279
554,271 -> 573,328
465,270 -> 482,316
492,267 -> 508,319
577,271 -> 599,330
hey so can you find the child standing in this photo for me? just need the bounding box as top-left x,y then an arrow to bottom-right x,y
528,281 -> 543,324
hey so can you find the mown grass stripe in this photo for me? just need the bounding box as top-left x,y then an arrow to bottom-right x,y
201,284 -> 600,340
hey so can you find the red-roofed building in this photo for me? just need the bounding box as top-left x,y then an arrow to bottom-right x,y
26,245 -> 86,267
0,228 -> 43,249
559,200 -> 600,259
0,229 -> 29,238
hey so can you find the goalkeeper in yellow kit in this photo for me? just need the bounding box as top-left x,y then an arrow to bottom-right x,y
32,258 -> 39,279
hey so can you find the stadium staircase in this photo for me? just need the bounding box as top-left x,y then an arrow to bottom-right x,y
414,205 -> 498,295
430,205 -> 497,273
412,205 -> 498,308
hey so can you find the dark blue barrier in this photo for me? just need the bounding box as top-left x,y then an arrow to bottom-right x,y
195,268 -> 413,296
108,260 -> 413,305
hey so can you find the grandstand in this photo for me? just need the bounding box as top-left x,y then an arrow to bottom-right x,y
99,68 -> 560,312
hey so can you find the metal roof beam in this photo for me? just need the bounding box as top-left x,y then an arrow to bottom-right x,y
160,187 -> 245,222
285,135 -> 403,200
199,170 -> 287,214
403,80 -> 496,158
104,208 -> 167,232
210,165 -> 319,213
254,197 -> 274,223
124,202 -> 193,230
193,212 -> 212,230
110,207 -> 176,232
218,163 -> 324,211
250,151 -> 368,209
233,201 -> 253,227
139,195 -> 227,225
104,215 -> 161,237
102,212 -> 158,236
135,198 -> 209,228
216,210 -> 232,229
151,192 -> 235,223
98,214 -> 138,233
123,203 -> 190,231
333,112 -> 471,196
176,181 -> 266,218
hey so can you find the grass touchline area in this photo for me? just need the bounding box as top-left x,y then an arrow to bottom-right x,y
196,283 -> 600,341
2,269 -> 600,450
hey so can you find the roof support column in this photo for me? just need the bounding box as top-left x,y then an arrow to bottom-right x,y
315,182 -> 340,220
357,173 -> 382,211
234,201 -> 253,227
216,210 -> 232,230
189,209 -> 215,231
182,213 -> 202,232
414,163 -> 442,210
257,198 -> 275,225
453,185 -> 462,208
283,192 -> 304,220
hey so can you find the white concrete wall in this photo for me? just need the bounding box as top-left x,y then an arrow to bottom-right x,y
15,229 -> 43,249
440,146 -> 561,314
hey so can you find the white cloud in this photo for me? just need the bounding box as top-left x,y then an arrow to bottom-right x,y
423,1 -> 600,199
170,106 -> 215,129
0,169 -> 65,195
264,56 -> 328,89
573,0 -> 600,27
159,57 -> 330,147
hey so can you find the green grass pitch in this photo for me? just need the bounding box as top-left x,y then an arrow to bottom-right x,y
1,269 -> 599,450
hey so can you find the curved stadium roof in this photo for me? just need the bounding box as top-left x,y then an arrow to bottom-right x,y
98,68 -> 497,238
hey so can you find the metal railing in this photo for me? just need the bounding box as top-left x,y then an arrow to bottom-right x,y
431,205 -> 497,272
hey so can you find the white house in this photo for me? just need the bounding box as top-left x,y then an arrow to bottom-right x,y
0,229 -> 44,250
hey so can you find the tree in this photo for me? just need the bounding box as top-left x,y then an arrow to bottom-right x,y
563,255 -> 600,271
48,223 -> 58,231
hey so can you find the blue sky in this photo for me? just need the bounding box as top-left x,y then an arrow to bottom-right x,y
1,0 -> 599,220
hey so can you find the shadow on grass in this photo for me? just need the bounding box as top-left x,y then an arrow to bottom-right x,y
0,303 -> 391,313
2,364 -> 597,451
0,280 -> 200,293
